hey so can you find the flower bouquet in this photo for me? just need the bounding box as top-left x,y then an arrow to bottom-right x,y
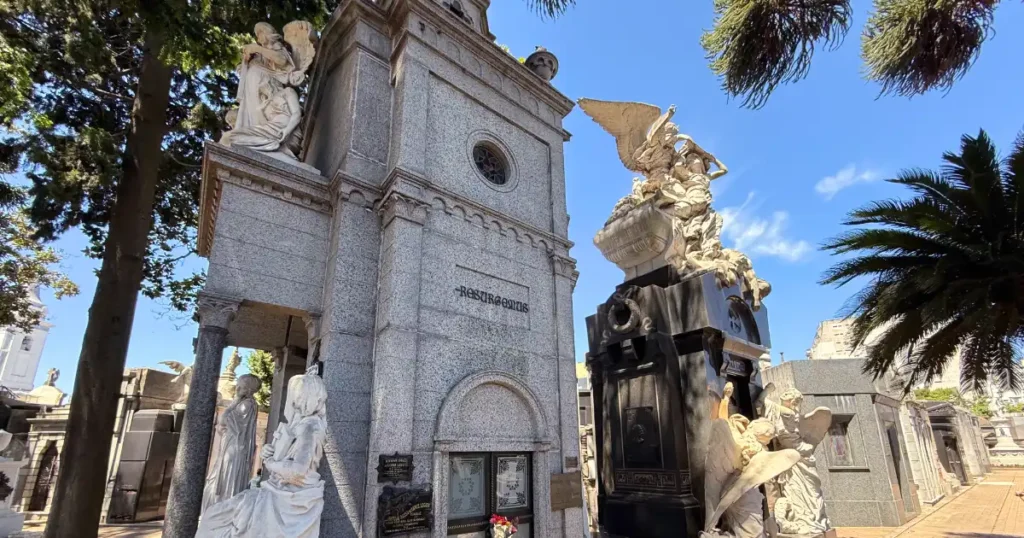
489,514 -> 518,538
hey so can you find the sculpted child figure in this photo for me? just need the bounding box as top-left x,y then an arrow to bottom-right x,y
196,373 -> 328,538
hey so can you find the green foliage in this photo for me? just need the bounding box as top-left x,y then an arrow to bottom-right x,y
969,396 -> 993,418
703,0 -> 1002,106
822,129 -> 1024,394
913,387 -> 967,406
1004,402 -> 1024,415
701,0 -> 851,109
523,0 -> 576,18
0,187 -> 78,331
862,0 -> 995,97
246,349 -> 274,411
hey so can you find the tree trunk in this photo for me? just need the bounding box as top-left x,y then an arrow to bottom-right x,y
44,29 -> 172,538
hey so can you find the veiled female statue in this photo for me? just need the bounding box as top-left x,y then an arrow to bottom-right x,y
201,374 -> 261,514
760,386 -> 833,536
197,374 -> 328,538
220,21 -> 317,161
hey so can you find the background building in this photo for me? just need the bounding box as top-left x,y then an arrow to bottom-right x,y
0,287 -> 52,393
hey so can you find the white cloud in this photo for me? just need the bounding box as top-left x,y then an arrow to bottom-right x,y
815,165 -> 881,200
719,192 -> 811,262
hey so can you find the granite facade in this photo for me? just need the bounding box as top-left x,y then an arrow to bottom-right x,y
192,0 -> 580,536
764,360 -> 920,528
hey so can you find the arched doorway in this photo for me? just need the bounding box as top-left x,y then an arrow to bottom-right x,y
29,441 -> 58,511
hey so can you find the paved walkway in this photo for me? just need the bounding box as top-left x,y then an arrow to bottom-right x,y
839,468 -> 1024,538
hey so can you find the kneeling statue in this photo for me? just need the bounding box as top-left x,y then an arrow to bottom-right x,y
196,373 -> 328,538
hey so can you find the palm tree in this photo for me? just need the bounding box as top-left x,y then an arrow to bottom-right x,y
821,129 -> 1024,393
702,0 -> 998,108
527,0 -> 576,17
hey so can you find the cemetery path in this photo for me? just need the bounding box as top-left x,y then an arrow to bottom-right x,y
839,468 -> 1024,538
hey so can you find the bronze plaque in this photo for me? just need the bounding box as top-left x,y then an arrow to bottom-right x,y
378,486 -> 432,536
565,456 -> 578,469
377,453 -> 414,483
550,471 -> 583,511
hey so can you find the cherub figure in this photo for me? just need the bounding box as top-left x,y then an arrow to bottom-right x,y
702,416 -> 800,538
758,385 -> 834,536
221,21 -> 318,162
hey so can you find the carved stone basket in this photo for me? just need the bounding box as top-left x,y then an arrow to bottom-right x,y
593,200 -> 675,279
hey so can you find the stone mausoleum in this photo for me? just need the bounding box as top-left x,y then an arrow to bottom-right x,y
166,1 -> 583,537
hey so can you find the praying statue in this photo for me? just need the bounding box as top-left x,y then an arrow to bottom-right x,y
220,21 -> 318,163
760,386 -> 833,536
196,373 -> 328,538
201,374 -> 262,514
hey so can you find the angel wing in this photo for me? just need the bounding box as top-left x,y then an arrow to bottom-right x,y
578,99 -> 665,173
704,419 -> 742,533
800,407 -> 833,447
709,448 -> 801,531
160,361 -> 187,374
283,21 -> 318,77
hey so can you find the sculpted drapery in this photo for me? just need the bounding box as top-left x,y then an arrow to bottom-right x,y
201,375 -> 261,514
196,374 -> 328,538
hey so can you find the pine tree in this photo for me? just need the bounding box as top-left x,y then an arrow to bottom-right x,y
246,349 -> 275,411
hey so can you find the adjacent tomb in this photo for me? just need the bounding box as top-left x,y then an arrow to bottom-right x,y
166,1 -> 583,537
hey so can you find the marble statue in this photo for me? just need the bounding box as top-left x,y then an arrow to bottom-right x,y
760,385 -> 833,537
160,360 -> 193,409
43,368 -> 58,387
703,384 -> 801,538
196,373 -> 328,538
579,98 -> 771,308
220,21 -> 318,163
201,374 -> 262,514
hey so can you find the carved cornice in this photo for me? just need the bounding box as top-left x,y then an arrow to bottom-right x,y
384,167 -> 574,252
329,170 -> 383,208
550,253 -> 580,290
377,191 -> 431,226
389,0 -> 575,138
197,292 -> 242,330
198,142 -> 331,257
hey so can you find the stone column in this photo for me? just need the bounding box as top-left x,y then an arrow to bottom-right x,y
163,293 -> 240,538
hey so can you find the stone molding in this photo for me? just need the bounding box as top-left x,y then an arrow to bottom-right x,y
550,253 -> 579,289
390,0 -> 575,136
197,293 -> 242,330
198,142 -> 331,257
385,167 -> 574,253
329,171 -> 383,208
377,191 -> 431,226
435,370 -> 553,446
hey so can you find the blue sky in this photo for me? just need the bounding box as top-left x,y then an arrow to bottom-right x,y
28,0 -> 1024,393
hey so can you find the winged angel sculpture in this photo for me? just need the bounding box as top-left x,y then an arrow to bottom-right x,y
704,386 -> 801,538
220,21 -> 318,163
579,99 -> 771,308
160,360 -> 193,408
757,385 -> 834,536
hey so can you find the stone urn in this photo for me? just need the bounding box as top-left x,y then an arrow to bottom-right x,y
525,47 -> 558,82
593,200 -> 676,279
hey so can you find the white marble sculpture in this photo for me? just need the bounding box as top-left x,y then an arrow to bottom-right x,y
703,386 -> 801,538
201,374 -> 262,514
580,98 -> 771,308
760,386 -> 833,537
160,360 -> 193,410
220,21 -> 318,163
196,373 -> 327,538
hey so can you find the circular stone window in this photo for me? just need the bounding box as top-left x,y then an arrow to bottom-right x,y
472,143 -> 508,186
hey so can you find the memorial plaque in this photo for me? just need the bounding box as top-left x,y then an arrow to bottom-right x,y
377,453 -> 414,483
565,456 -> 578,469
550,471 -> 583,511
378,486 -> 433,536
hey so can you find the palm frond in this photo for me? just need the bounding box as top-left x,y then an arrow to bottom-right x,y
523,0 -> 576,18
701,0 -> 851,109
861,0 -> 995,97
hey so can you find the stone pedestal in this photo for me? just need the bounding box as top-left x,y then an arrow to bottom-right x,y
585,268 -> 770,538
